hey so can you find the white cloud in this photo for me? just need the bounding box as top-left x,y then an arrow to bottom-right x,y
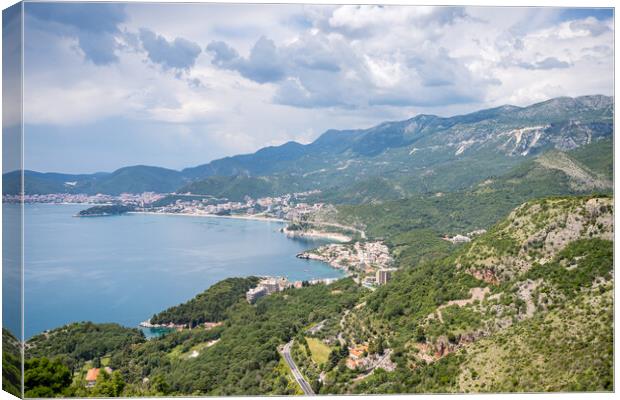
21,4 -> 614,171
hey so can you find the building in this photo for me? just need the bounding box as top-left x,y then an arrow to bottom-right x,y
85,367 -> 112,387
260,278 -> 280,294
246,286 -> 267,303
204,321 -> 223,330
376,268 -> 396,285
346,344 -> 369,370
294,281 -> 303,289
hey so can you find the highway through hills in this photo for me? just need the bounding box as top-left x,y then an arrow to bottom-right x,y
280,341 -> 315,395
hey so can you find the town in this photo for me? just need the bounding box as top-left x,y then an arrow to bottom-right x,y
296,241 -> 395,288
5,192 -> 165,206
7,190 -> 326,222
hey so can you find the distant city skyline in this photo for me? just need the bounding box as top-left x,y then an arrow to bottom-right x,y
13,3 -> 614,173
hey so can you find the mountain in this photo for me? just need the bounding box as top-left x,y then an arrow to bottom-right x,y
313,137 -> 612,266
4,95 -> 613,199
176,175 -> 300,201
82,166 -> 186,195
3,166 -> 186,196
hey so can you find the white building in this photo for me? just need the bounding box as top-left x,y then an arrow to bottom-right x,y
246,286 -> 267,303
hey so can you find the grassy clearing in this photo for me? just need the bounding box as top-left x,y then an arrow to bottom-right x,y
306,337 -> 331,365
167,340 -> 219,361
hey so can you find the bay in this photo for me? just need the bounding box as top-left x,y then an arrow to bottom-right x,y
16,203 -> 343,339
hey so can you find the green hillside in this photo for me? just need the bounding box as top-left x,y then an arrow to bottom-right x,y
2,328 -> 21,397
333,196 -> 613,394
21,195 -> 613,395
150,277 -> 259,325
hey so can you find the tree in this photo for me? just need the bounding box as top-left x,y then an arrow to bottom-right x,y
149,374 -> 170,395
415,327 -> 426,343
376,336 -> 385,355
91,370 -> 125,397
24,357 -> 72,398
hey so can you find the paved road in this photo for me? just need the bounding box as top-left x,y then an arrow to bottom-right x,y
281,341 -> 315,395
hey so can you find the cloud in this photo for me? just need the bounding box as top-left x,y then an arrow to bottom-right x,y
207,27 -> 493,109
26,3 -> 127,65
569,17 -> 612,37
322,5 -> 468,38
518,57 -> 572,70
139,28 -> 202,72
21,3 -> 614,174
207,36 -> 285,83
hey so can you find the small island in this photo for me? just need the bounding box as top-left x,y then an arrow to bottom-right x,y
76,204 -> 133,217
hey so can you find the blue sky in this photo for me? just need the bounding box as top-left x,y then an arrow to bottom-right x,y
17,3 -> 614,173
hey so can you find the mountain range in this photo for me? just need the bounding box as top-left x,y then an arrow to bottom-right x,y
4,95 -> 613,202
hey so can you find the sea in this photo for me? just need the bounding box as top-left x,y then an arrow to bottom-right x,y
3,203 -> 345,339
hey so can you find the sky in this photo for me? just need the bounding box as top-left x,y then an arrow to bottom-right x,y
14,3 -> 614,173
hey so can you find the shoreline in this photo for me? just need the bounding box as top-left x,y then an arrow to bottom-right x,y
128,211 -> 287,223
20,204 -> 356,340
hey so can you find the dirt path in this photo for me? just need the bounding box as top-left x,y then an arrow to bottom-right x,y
435,287 -> 490,323
308,221 -> 367,239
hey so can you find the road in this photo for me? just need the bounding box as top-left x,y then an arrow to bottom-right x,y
280,341 -> 315,395
352,349 -> 394,382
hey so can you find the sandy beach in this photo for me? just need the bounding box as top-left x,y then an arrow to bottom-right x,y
131,211 -> 354,242
129,211 -> 287,223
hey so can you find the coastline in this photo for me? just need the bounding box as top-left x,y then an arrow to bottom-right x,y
132,211 -> 354,243
128,211 -> 287,223
22,203 -> 356,339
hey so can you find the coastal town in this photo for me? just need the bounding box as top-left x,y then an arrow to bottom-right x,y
3,192 -> 165,205
7,190 -> 326,222
296,241 -> 395,288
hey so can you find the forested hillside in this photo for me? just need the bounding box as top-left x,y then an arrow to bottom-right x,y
18,195 -> 613,396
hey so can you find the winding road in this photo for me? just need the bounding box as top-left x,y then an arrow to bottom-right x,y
281,341 -> 315,395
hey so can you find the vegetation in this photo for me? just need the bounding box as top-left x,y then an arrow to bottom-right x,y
150,277 -> 259,326
24,357 -> 72,398
26,322 -> 145,373
306,337 -> 331,365
458,279 -> 613,392
2,328 -> 22,397
177,175 -> 298,202
125,279 -> 361,395
77,204 -> 133,216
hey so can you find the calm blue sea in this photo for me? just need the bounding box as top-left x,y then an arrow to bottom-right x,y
9,204 -> 343,339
